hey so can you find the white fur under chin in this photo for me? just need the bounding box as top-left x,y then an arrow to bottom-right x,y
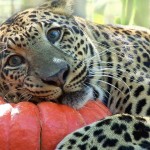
94,86 -> 105,102
76,87 -> 104,109
75,88 -> 93,109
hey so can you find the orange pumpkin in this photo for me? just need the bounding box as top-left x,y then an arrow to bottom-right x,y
0,97 -> 111,150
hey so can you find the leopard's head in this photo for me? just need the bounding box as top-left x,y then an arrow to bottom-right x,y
0,0 -> 104,108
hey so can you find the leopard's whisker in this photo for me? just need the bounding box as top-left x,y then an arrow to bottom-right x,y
91,78 -> 126,98
89,67 -> 126,73
18,90 -> 32,102
0,82 -> 8,96
100,71 -> 135,81
82,44 -> 134,63
99,50 -> 131,60
3,89 -> 21,102
88,64 -> 115,70
25,95 -> 33,102
88,74 -> 131,95
0,81 -> 20,86
90,61 -> 115,64
0,80 -> 21,95
89,67 -> 140,82
89,71 -> 136,84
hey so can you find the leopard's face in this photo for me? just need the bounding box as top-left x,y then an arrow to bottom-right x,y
0,6 -> 103,108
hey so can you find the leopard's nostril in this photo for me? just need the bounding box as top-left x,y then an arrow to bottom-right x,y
42,80 -> 58,86
62,66 -> 69,82
41,65 -> 70,86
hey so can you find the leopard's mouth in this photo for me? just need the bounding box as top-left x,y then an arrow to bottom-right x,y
27,95 -> 57,103
29,86 -> 94,108
30,90 -> 83,103
4,84 -> 94,108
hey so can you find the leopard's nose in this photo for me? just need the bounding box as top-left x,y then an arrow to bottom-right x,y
41,65 -> 69,86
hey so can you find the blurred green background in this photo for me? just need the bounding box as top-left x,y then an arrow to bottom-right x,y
0,0 -> 149,28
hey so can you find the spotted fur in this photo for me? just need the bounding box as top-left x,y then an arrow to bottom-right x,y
0,0 -> 149,149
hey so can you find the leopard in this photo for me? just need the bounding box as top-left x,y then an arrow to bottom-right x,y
0,0 -> 149,149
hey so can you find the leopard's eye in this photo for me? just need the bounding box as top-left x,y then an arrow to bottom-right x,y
47,28 -> 61,44
7,55 -> 25,67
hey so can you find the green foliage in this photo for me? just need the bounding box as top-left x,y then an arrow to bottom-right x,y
93,13 -> 105,24
116,0 -> 150,28
91,0 -> 150,28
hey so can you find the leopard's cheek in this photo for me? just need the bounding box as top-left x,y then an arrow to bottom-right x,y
23,76 -> 62,99
1,68 -> 26,85
0,69 -> 27,101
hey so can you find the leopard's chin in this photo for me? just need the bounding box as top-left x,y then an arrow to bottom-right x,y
29,96 -> 57,104
30,87 -> 94,109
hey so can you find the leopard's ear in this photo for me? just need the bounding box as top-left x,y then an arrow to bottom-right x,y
39,0 -> 74,16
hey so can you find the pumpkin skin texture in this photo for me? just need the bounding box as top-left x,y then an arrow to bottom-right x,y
0,98 -> 41,150
0,97 -> 111,150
